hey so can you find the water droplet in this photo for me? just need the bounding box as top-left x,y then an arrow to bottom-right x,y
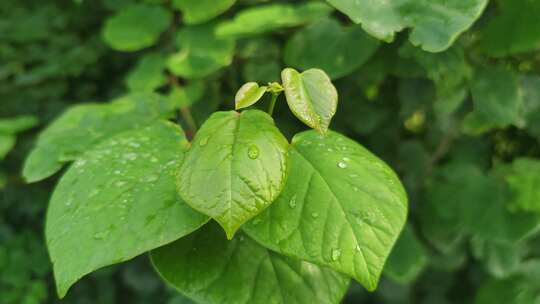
144,174 -> 159,182
355,245 -> 361,252
247,144 -> 260,159
311,212 -> 319,218
331,248 -> 342,261
93,230 -> 110,240
125,153 -> 137,161
199,136 -> 209,146
115,180 -> 127,187
338,162 -> 347,169
353,187 -> 359,192
65,199 -> 73,207
289,195 -> 297,208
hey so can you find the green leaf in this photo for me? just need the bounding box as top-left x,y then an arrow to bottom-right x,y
281,68 -> 338,134
169,81 -> 206,109
475,275 -> 540,304
102,4 -> 172,52
465,66 -> 523,133
23,92 -> 175,183
0,115 -> 38,134
478,0 -> 540,57
178,110 -> 289,239
284,19 -> 379,80
172,0 -> 236,25
216,2 -> 333,38
326,0 -> 488,52
46,122 -> 208,298
383,224 -> 428,284
471,237 -> 525,278
520,75 -> 540,139
151,222 -> 350,304
243,130 -> 408,291
0,134 -> 16,160
234,82 -> 267,110
506,158 -> 540,213
167,23 -> 235,79
126,53 -> 167,92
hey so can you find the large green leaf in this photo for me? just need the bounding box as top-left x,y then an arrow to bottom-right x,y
178,110 -> 289,239
506,158 -> 540,213
172,0 -> 236,25
167,23 -> 235,79
102,4 -> 172,52
243,130 -> 408,291
326,0 -> 488,52
46,122 -> 208,298
281,68 -> 338,134
216,2 -> 333,38
284,19 -> 379,80
23,93 -> 175,183
478,0 -> 540,57
126,53 -> 167,92
151,223 -> 350,304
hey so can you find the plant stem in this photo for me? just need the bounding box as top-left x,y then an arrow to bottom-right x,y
180,107 -> 197,138
268,93 -> 278,116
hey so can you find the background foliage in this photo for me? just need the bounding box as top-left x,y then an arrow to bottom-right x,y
2,0 -> 540,303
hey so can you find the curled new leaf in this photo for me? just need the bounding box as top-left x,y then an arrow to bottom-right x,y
281,68 -> 338,134
235,82 -> 267,110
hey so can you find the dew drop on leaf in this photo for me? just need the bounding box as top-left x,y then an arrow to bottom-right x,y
289,195 -> 297,208
247,144 -> 260,159
337,161 -> 347,169
331,248 -> 342,261
199,136 -> 209,147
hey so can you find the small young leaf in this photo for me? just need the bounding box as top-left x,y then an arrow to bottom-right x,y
47,122 -> 208,298
234,82 -> 267,110
172,0 -> 236,25
178,110 -> 289,239
243,130 -> 408,291
281,68 -> 338,134
102,4 -> 172,52
151,223 -> 350,304
23,92 -> 175,183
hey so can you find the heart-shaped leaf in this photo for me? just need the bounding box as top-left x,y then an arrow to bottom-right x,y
284,19 -> 379,79
243,130 -> 408,291
235,82 -> 267,110
151,222 -> 350,304
46,122 -> 208,298
178,110 -> 289,239
23,93 -> 176,183
326,0 -> 488,52
102,4 -> 171,52
281,68 -> 338,134
172,0 -> 236,25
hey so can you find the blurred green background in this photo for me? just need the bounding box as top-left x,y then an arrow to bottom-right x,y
2,0 -> 540,303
